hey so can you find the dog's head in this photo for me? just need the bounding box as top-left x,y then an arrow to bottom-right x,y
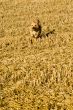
31,19 -> 40,29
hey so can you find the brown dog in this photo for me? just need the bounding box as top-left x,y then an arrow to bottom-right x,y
30,19 -> 42,38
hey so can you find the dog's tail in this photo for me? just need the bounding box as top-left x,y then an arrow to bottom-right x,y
46,29 -> 55,37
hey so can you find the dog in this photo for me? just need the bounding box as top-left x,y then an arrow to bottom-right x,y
30,19 -> 42,39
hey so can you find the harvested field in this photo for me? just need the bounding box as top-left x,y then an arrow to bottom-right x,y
0,0 -> 73,110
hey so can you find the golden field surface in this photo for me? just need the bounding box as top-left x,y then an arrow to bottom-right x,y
0,0 -> 73,110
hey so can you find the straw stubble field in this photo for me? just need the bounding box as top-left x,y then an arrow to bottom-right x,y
0,0 -> 73,110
